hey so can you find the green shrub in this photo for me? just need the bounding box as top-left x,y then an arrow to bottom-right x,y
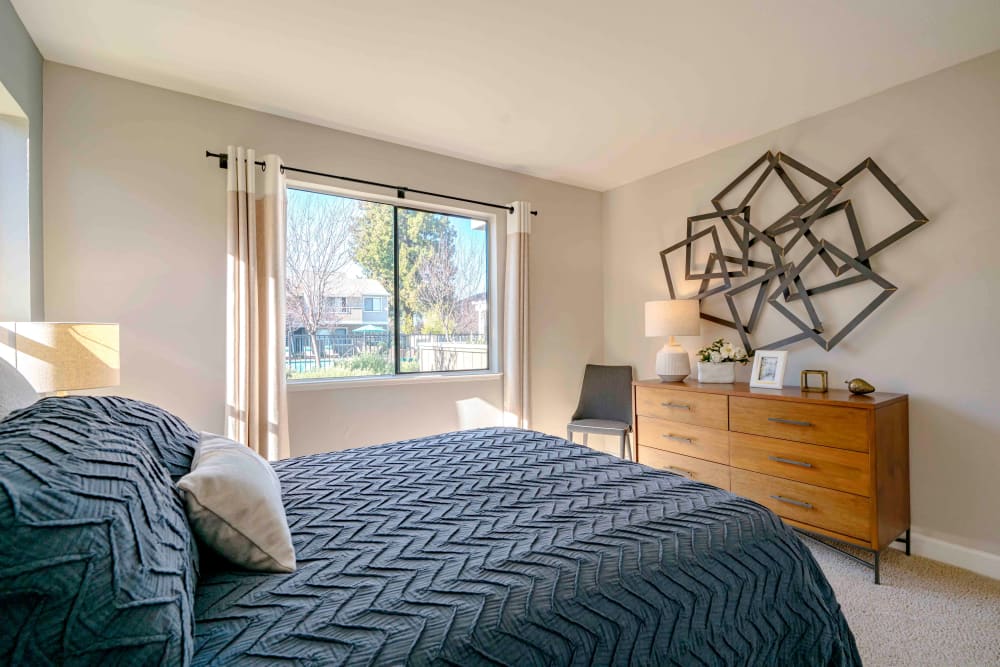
286,353 -> 393,380
345,353 -> 393,375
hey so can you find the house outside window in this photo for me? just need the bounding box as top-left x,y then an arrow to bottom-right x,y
284,186 -> 491,381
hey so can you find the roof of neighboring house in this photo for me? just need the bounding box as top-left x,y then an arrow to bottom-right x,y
458,291 -> 488,305
290,271 -> 389,298
327,274 -> 389,298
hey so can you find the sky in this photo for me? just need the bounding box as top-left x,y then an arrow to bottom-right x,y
287,187 -> 487,297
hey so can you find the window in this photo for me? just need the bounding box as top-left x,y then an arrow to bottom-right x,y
285,187 -> 490,381
330,297 -> 349,314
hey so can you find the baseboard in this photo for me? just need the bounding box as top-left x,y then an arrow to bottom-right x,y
890,532 -> 1000,580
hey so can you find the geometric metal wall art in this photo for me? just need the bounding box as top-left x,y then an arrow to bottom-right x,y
661,151 -> 929,351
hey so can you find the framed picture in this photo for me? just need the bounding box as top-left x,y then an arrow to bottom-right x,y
750,350 -> 788,389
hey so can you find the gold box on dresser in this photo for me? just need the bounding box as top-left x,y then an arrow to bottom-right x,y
633,379 -> 910,583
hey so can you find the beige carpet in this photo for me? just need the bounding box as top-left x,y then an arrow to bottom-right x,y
807,541 -> 1000,666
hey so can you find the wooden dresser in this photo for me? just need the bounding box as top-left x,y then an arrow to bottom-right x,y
633,379 -> 909,582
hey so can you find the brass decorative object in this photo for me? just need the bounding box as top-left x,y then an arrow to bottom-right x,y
846,378 -> 876,395
661,150 -> 929,352
800,370 -> 829,393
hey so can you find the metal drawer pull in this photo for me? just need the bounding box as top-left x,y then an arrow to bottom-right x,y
770,495 -> 813,509
664,434 -> 694,444
661,402 -> 691,410
666,466 -> 693,478
768,455 -> 813,468
768,417 -> 813,427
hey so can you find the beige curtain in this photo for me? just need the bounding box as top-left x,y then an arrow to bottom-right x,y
225,146 -> 290,460
503,202 -> 531,429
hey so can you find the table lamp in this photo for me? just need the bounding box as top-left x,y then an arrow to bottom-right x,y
644,300 -> 700,382
0,322 -> 120,395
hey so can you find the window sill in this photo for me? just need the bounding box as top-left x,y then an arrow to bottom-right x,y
287,371 -> 502,392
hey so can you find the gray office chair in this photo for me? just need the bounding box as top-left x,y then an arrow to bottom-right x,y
566,364 -> 634,460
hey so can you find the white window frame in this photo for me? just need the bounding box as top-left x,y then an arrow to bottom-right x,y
285,179 -> 500,390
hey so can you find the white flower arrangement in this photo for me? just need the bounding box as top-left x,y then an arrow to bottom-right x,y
696,338 -> 750,365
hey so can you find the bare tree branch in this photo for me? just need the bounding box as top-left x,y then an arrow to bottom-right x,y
286,192 -> 356,362
414,225 -> 486,335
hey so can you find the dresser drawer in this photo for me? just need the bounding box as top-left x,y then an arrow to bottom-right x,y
637,416 -> 730,464
639,446 -> 731,490
729,397 -> 869,452
730,433 -> 870,496
635,386 -> 728,430
731,469 -> 870,541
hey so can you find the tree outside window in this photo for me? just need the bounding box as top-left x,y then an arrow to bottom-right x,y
285,188 -> 489,380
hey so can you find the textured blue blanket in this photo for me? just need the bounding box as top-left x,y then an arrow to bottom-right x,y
194,428 -> 859,666
0,397 -> 198,665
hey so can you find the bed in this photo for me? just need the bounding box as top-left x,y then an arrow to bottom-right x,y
193,427 -> 860,666
0,398 -> 859,666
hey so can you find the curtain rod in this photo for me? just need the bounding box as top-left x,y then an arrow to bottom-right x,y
205,151 -> 538,216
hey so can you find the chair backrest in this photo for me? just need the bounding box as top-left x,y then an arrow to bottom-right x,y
571,364 -> 634,425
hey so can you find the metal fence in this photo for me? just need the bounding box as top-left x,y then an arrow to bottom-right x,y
286,332 -> 486,372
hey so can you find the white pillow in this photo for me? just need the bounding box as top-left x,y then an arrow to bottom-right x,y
177,433 -> 296,573
0,357 -> 37,420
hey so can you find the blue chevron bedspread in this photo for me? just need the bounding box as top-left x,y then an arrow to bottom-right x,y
194,428 -> 860,666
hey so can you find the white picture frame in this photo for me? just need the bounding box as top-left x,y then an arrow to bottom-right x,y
749,350 -> 788,389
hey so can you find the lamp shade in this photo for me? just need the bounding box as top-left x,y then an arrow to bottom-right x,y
644,300 -> 700,337
0,322 -> 120,393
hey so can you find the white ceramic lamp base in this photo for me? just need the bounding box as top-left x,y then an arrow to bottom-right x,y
655,338 -> 690,382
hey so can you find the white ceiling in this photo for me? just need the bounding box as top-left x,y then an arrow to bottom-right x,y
14,0 -> 1000,191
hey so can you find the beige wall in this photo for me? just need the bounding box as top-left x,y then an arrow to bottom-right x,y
289,378 -> 503,457
603,50 -> 1000,557
42,63 -> 603,454
43,50 -> 998,561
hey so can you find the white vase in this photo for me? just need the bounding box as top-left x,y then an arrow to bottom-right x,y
697,361 -> 735,383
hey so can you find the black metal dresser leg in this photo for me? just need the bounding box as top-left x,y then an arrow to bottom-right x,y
894,528 -> 912,556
